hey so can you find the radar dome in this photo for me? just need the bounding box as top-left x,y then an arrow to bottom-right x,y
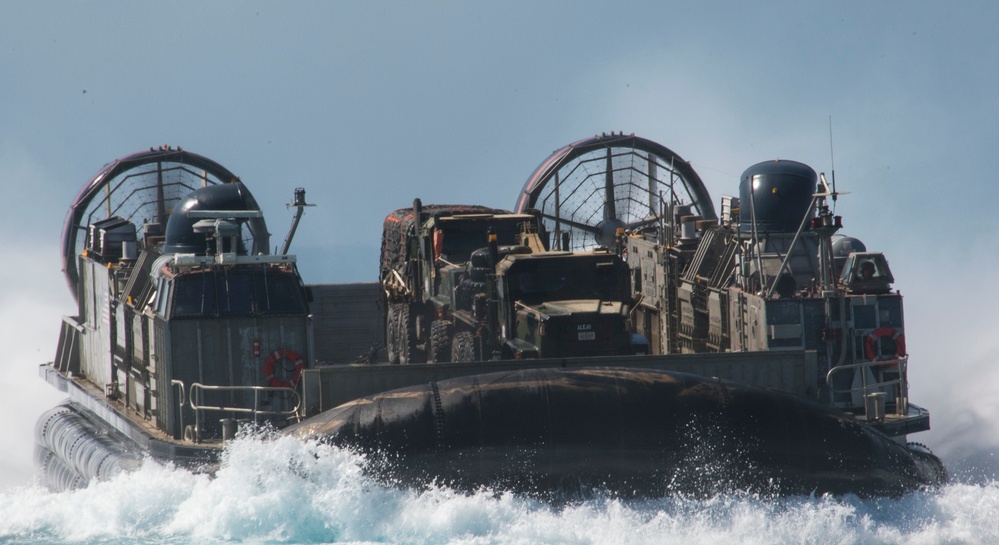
831,235 -> 867,277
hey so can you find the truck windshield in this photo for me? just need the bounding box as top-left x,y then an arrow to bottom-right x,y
508,258 -> 628,304
439,219 -> 526,263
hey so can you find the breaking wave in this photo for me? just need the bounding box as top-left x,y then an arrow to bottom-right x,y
2,431 -> 997,545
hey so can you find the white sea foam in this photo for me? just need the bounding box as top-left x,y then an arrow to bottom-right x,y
2,432 -> 997,545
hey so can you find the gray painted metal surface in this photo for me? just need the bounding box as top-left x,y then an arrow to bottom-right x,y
299,350 -> 818,416
309,283 -> 384,363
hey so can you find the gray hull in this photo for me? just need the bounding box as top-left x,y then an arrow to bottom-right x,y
287,367 -> 946,498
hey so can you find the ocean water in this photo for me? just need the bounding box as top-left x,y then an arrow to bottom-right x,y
2,432 -> 997,545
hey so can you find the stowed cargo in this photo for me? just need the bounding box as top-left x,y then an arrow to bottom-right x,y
380,199 -> 549,363
445,246 -> 647,361
380,199 -> 646,363
380,204 -> 510,284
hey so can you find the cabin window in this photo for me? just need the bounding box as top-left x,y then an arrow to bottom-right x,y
172,273 -> 218,317
840,252 -> 894,294
257,270 -> 307,314
439,220 -> 526,263
152,278 -> 170,317
218,269 -> 254,315
169,268 -> 305,318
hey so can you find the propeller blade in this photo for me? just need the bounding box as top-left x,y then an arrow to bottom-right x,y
537,212 -> 602,236
625,215 -> 661,230
647,152 -> 658,217
604,148 -> 617,222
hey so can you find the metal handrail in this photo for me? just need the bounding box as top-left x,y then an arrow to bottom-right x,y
171,379 -> 186,433
188,383 -> 302,425
826,356 -> 909,415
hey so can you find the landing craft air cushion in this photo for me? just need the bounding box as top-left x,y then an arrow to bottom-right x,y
36,141 -> 944,496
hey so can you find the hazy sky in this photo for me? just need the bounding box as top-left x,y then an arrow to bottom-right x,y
2,2 -> 997,486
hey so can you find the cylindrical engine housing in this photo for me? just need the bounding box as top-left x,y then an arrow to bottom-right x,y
739,160 -> 817,233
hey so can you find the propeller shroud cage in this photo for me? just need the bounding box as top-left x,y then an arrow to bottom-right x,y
515,133 -> 716,251
62,146 -> 268,300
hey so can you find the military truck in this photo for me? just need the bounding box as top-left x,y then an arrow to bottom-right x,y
379,200 -> 548,363
444,237 -> 648,362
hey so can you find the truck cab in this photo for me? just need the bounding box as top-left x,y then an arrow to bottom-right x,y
497,251 -> 646,359
447,246 -> 646,361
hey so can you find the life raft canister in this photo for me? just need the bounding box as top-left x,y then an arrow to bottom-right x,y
864,327 -> 906,365
263,348 -> 306,388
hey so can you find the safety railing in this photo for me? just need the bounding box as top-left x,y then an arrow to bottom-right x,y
185,383 -> 301,442
171,379 -> 187,435
826,356 -> 909,419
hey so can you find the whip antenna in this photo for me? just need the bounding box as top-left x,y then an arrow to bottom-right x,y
829,116 -> 837,203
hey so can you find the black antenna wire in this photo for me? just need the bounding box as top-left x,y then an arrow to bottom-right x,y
829,116 -> 837,207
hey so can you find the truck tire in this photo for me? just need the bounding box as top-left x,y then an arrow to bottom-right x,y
398,305 -> 425,364
451,331 -> 478,363
429,320 -> 452,363
386,304 -> 401,364
454,280 -> 485,311
468,266 -> 489,282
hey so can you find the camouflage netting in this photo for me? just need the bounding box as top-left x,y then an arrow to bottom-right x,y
380,204 -> 509,279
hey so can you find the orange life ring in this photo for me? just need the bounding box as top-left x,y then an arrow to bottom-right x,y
263,348 -> 306,388
864,327 -> 906,365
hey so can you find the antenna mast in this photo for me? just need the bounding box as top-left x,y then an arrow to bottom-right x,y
828,116 -> 837,203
